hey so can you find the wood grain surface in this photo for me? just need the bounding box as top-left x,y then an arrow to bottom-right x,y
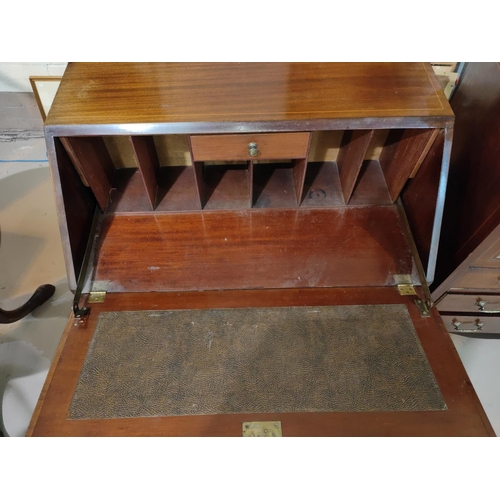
203,165 -> 250,210
440,313 -> 500,335
452,268 -> 500,291
107,169 -> 154,213
52,138 -> 97,284
433,220 -> 500,301
380,128 -> 439,202
103,135 -> 138,168
102,160 -> 394,213
292,158 -> 309,204
401,130 -> 445,271
190,133 -> 310,161
437,63 -> 500,275
474,233 -> 500,268
91,207 -> 416,292
337,130 -> 374,203
92,130 -> 396,168
46,63 -> 453,128
436,292 -> 500,313
27,287 -> 494,437
130,135 -> 160,210
60,136 -> 114,210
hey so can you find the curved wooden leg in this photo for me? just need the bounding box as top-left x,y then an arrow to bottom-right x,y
0,284 -> 56,324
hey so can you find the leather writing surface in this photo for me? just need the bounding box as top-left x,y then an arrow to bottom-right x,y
68,304 -> 445,419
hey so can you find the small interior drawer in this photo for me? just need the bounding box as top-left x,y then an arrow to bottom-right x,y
436,293 -> 500,313
441,313 -> 500,335
452,267 -> 500,291
190,132 -> 310,161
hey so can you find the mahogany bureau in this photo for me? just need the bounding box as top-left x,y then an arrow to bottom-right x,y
28,63 -> 494,436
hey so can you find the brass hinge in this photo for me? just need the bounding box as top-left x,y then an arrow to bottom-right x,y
394,274 -> 417,296
394,274 -> 431,317
88,281 -> 108,303
414,298 -> 431,317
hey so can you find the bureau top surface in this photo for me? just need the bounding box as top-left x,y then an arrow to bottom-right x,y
46,62 -> 453,131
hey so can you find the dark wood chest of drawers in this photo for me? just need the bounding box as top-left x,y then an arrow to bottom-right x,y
433,62 -> 500,337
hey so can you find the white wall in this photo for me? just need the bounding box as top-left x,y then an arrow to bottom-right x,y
0,62 -> 67,92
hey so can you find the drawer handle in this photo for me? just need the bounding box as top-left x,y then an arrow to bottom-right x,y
452,318 -> 484,332
476,299 -> 500,314
248,142 -> 258,157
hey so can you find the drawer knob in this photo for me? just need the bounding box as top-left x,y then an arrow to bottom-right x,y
248,142 -> 258,157
476,300 -> 487,311
475,298 -> 500,314
452,318 -> 484,332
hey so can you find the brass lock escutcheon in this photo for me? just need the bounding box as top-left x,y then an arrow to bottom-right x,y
248,142 -> 258,157
242,421 -> 282,437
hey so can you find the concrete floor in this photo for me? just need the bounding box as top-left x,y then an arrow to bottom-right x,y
0,92 -> 498,436
0,93 -> 71,436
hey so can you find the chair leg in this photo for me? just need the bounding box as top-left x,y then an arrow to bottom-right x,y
0,284 -> 56,324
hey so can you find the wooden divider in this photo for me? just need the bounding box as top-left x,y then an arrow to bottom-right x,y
248,160 -> 254,207
292,158 -> 308,205
409,129 -> 440,178
129,136 -> 160,210
59,129 -> 441,213
379,129 -> 439,202
192,162 -> 204,209
61,137 -> 114,210
337,130 -> 374,203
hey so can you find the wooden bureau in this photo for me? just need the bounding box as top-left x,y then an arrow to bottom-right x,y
27,63 -> 494,436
